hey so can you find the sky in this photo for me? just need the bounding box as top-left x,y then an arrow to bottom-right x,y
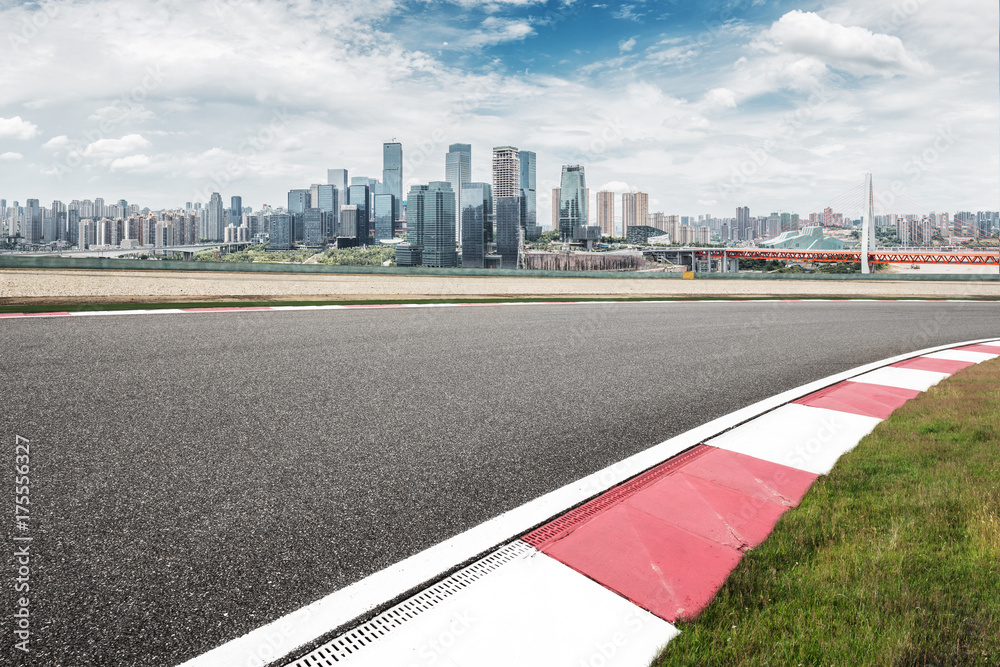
0,0 -> 997,224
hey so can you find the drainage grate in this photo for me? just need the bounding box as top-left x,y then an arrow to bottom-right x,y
284,540 -> 534,666
522,444 -> 713,549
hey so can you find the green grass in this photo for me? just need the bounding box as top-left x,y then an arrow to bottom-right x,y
655,358 -> 1000,666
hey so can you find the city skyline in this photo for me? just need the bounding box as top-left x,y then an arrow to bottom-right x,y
0,0 -> 996,220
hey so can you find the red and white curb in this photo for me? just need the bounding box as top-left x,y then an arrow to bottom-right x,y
175,337 -> 1000,667
0,298 -> 996,319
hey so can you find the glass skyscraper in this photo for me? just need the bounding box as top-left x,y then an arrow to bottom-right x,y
496,196 -> 520,269
373,193 -> 397,242
316,184 -> 339,236
461,182 -> 492,268
383,142 -> 403,204
558,165 -> 588,242
407,182 -> 457,267
327,169 -> 349,206
446,143 -> 471,243
348,183 -> 371,244
287,189 -> 310,242
519,150 -> 536,228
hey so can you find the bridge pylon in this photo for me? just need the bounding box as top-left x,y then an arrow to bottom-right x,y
861,172 -> 875,274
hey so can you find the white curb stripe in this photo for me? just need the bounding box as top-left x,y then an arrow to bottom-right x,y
849,367 -> 951,392
924,349 -> 999,363
288,543 -> 677,667
179,336 -> 999,667
705,404 -> 882,475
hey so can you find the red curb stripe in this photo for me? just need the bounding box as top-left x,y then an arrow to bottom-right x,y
892,356 -> 975,374
22,311 -> 70,316
534,449 -> 815,622
793,380 -> 920,420
522,445 -> 713,549
0,313 -> 25,317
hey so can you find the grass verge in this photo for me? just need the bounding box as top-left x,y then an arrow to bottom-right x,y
655,357 -> 1000,666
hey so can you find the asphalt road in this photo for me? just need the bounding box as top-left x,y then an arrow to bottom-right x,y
2,301 -> 997,666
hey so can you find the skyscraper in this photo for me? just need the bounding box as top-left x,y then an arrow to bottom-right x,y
558,165 -> 587,242
316,185 -> 340,236
287,189 -> 310,242
596,190 -> 615,237
492,146 -> 520,202
446,143 -> 472,243
405,182 -> 457,267
206,192 -> 225,241
518,150 -> 536,229
461,182 -> 492,268
383,142 -> 403,203
622,192 -> 648,236
495,197 -> 520,269
373,193 -> 396,242
327,169 -> 349,206
348,182 -> 371,244
23,199 -> 41,244
231,196 -> 243,227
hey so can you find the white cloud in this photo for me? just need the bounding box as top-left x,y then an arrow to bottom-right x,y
83,134 -> 151,157
0,152 -> 25,161
618,37 -> 637,53
0,116 -> 39,140
597,181 -> 634,192
461,17 -> 535,47
110,154 -> 152,171
755,10 -> 928,76
42,135 -> 70,149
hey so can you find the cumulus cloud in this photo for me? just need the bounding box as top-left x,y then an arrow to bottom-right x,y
83,134 -> 151,157
755,10 -> 929,76
0,152 -> 25,161
618,37 -> 637,53
461,17 -> 535,47
42,135 -> 70,149
0,116 -> 39,140
110,154 -> 152,171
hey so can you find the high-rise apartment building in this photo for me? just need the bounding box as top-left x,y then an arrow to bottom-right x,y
622,192 -> 649,235
24,199 -> 41,244
558,165 -> 587,242
461,182 -> 492,268
446,143 -> 472,243
492,146 -> 520,223
383,142 -> 403,204
596,191 -> 615,237
269,213 -> 293,250
203,192 -> 225,241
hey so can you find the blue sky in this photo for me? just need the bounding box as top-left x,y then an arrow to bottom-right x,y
0,0 -> 996,224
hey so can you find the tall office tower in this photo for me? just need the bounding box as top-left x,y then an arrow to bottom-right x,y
316,185 -> 340,237
406,182 -> 457,267
269,213 -> 293,250
373,193 -> 396,242
348,182 -> 370,243
461,182 -> 492,268
205,192 -> 225,241
118,199 -> 128,215
551,188 -> 560,230
558,165 -> 587,242
287,189 -> 311,242
495,197 -> 520,268
596,190 -> 615,237
518,150 -> 536,229
338,205 -> 360,244
231,196 -> 243,226
24,199 -> 41,244
327,169 -> 349,206
405,184 -> 427,250
67,207 -> 80,245
383,142 -> 403,203
622,192 -> 649,235
445,143 -> 472,243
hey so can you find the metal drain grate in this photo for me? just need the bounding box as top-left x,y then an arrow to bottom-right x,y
522,444 -> 713,549
285,540 -> 534,666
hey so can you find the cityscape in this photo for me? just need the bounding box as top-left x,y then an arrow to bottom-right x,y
3,136 -> 998,271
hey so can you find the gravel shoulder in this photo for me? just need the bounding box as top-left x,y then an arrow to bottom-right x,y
1,267 -> 999,305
